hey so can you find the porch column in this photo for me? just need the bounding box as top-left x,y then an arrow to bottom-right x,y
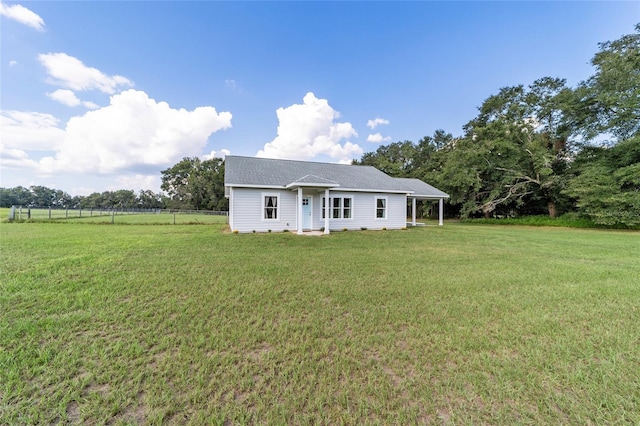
438,198 -> 444,226
412,197 -> 417,226
297,187 -> 303,235
324,188 -> 330,234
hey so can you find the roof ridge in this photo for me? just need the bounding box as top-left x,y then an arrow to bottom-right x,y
227,155 -> 373,168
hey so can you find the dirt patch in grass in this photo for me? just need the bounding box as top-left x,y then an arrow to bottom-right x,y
84,382 -> 110,397
66,400 -> 80,422
121,391 -> 147,424
245,342 -> 272,362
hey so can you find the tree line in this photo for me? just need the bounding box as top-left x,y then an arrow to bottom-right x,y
2,27 -> 637,225
0,186 -> 165,210
354,25 -> 640,227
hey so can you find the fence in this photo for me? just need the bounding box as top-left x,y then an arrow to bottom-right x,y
7,206 -> 228,225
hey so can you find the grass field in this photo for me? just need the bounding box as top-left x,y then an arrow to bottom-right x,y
3,208 -> 228,225
1,221 -> 639,424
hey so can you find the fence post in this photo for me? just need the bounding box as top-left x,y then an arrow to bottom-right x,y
173,212 -> 176,225
112,209 -> 115,224
8,206 -> 15,221
27,207 -> 31,219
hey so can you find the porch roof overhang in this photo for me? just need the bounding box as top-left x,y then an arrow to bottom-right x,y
285,174 -> 340,190
407,194 -> 450,200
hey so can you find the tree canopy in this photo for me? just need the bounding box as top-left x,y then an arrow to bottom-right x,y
160,157 -> 227,211
353,26 -> 639,225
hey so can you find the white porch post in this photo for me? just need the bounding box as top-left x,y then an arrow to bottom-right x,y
297,187 -> 303,235
412,197 -> 417,226
438,198 -> 444,226
324,188 -> 330,234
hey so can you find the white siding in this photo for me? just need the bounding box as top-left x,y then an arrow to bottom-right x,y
230,188 -> 297,233
229,187 -> 407,233
312,191 -> 407,231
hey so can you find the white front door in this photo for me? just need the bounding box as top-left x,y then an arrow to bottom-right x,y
302,197 -> 312,229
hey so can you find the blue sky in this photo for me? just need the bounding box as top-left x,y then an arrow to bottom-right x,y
1,1 -> 638,195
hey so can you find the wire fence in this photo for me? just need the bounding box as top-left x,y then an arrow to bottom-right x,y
7,206 -> 228,225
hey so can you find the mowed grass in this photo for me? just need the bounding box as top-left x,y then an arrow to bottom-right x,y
1,222 -> 639,424
4,208 -> 227,225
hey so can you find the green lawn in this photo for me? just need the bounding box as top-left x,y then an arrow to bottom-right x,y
1,222 -> 639,424
3,207 -> 227,225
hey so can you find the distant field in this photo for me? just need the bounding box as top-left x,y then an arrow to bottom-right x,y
1,222 -> 639,424
2,207 -> 227,225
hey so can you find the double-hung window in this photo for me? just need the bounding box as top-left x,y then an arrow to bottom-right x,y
375,197 -> 386,219
264,195 -> 278,220
332,197 -> 342,218
322,196 -> 353,219
343,198 -> 352,219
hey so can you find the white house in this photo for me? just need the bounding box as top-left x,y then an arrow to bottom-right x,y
224,156 -> 449,234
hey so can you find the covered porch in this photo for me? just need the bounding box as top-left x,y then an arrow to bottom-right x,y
407,197 -> 446,227
285,174 -> 339,235
395,177 -> 450,227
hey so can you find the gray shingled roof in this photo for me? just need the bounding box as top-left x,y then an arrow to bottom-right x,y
225,156 -> 448,197
394,178 -> 450,198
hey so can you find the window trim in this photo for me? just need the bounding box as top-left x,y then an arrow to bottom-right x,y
375,196 -> 387,219
262,193 -> 280,221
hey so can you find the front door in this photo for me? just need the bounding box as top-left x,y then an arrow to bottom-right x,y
302,197 -> 312,229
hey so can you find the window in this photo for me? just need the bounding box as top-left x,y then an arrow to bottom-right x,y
264,195 -> 278,220
322,197 -> 353,219
376,197 -> 386,219
332,197 -> 341,218
343,198 -> 352,219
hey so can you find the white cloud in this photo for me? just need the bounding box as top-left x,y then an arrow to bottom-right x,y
47,89 -> 81,107
367,133 -> 392,143
9,60 -> 18,66
83,101 -> 100,110
367,117 -> 389,129
112,174 -> 161,193
0,143 -> 39,170
257,92 -> 362,163
47,89 -> 100,109
0,110 -> 66,150
0,1 -> 45,31
203,148 -> 230,160
38,53 -> 133,94
38,89 -> 232,174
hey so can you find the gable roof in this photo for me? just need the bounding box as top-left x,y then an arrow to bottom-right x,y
285,174 -> 339,188
225,155 -> 449,197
